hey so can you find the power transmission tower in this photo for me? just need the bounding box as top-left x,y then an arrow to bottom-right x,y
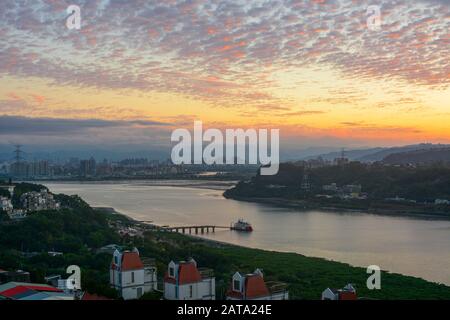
10,144 -> 26,177
13,144 -> 24,164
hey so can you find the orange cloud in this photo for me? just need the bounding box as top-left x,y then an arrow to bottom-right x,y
31,94 -> 46,104
8,92 -> 21,100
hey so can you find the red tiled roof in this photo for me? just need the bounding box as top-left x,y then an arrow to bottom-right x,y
0,286 -> 30,298
24,285 -> 61,292
0,285 -> 61,298
339,291 -> 357,300
178,262 -> 201,285
81,292 -> 111,300
164,273 -> 176,284
121,252 -> 144,271
244,275 -> 269,299
226,274 -> 270,299
164,261 -> 202,285
226,289 -> 243,299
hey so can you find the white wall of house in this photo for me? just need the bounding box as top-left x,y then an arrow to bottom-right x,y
321,288 -> 338,300
122,285 -> 145,300
121,269 -> 145,289
270,291 -> 289,300
111,269 -> 145,300
179,283 -> 199,300
110,250 -> 157,300
232,272 -> 243,292
164,278 -> 215,300
164,282 -> 200,300
164,282 -> 177,300
200,278 -> 215,300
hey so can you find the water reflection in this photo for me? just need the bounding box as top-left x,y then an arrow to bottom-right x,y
45,181 -> 450,285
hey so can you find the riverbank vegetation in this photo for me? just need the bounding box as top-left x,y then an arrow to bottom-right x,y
224,162 -> 450,217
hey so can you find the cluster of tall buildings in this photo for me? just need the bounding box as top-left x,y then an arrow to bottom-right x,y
3,154 -> 182,179
79,157 -> 98,177
9,160 -> 51,178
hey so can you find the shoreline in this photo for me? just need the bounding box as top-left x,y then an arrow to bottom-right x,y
41,179 -> 238,191
45,181 -> 450,287
46,179 -> 450,221
93,207 -> 450,299
94,206 -> 268,252
224,194 -> 450,221
94,206 -> 449,287
23,175 -> 245,184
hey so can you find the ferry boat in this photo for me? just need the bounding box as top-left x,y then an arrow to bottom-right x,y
231,219 -> 253,232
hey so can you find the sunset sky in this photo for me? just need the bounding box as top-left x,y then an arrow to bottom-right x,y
0,0 -> 449,153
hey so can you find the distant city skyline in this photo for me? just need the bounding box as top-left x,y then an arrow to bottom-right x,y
1,142 -> 449,164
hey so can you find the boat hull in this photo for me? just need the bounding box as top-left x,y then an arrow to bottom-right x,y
231,226 -> 253,232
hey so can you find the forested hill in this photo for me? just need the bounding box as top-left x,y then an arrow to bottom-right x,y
383,148 -> 450,165
225,162 -> 450,201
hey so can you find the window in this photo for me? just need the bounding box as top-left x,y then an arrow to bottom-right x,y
169,267 -> 175,277
233,280 -> 240,291
189,285 -> 193,298
131,272 -> 135,283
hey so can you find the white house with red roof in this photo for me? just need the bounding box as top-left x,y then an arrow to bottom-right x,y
322,284 -> 357,300
226,269 -> 289,300
110,248 -> 157,300
163,258 -> 215,300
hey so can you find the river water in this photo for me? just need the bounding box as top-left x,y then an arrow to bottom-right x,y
44,181 -> 450,285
